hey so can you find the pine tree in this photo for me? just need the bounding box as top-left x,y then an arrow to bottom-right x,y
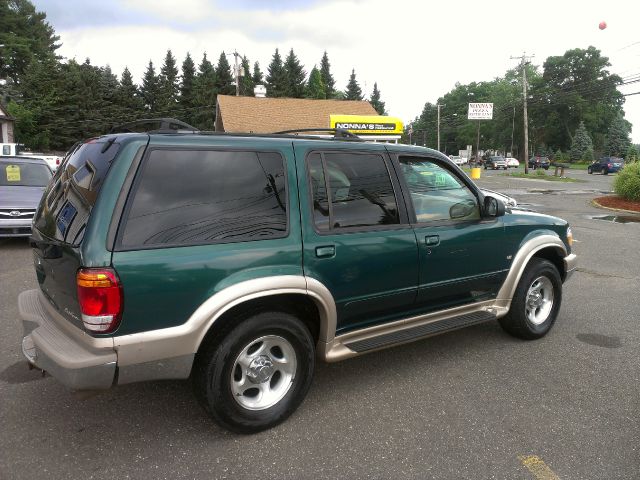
305,66 -> 325,99
266,48 -> 287,97
179,53 -> 196,125
140,60 -> 159,113
319,51 -> 335,99
345,69 -> 363,101
283,48 -> 306,98
157,49 -> 179,116
604,115 -> 632,157
192,53 -> 216,129
569,121 -> 593,162
215,51 -> 234,96
369,82 -> 386,114
117,67 -> 144,122
252,61 -> 264,86
239,56 -> 254,96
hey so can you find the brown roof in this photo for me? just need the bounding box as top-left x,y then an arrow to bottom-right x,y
215,95 -> 378,133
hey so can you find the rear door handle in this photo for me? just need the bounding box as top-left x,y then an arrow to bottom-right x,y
425,235 -> 440,247
315,245 -> 336,258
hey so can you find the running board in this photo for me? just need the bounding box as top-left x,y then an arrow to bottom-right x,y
344,311 -> 497,353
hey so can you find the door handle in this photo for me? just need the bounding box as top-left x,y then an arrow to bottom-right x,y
315,245 -> 336,258
425,235 -> 440,247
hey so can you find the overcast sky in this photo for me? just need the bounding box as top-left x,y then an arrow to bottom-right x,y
32,0 -> 640,142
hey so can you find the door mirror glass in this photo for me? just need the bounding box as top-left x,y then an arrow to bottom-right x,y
483,196 -> 505,217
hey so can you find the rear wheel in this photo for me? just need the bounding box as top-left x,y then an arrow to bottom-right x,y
498,258 -> 562,340
603,169 -> 609,175
193,311 -> 315,433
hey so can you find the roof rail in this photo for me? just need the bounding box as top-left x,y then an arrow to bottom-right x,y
272,128 -> 362,140
109,118 -> 199,134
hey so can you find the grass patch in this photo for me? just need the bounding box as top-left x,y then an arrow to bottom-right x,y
502,172 -> 585,182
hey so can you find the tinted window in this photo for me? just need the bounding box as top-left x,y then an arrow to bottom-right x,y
308,152 -> 399,230
33,139 -> 121,244
1,162 -> 52,186
120,149 -> 287,247
399,157 -> 480,223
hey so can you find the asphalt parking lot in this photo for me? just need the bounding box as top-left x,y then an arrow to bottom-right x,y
1,167 -> 638,480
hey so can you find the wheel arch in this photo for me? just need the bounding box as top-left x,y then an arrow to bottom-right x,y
497,234 -> 568,302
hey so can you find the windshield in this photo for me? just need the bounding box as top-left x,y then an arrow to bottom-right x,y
1,162 -> 52,187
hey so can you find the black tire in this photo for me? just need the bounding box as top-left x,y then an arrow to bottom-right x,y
544,166 -> 549,170
498,258 -> 562,340
603,170 -> 608,175
192,311 -> 315,433
484,165 -> 487,170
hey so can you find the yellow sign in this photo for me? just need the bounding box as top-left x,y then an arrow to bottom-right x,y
6,165 -> 21,182
330,115 -> 403,135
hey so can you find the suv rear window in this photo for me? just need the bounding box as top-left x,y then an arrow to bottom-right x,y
118,149 -> 288,248
34,138 -> 121,244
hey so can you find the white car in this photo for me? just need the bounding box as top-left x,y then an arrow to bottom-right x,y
449,155 -> 466,166
506,157 -> 520,168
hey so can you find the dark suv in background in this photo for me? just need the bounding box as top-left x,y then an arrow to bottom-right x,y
18,122 -> 576,433
588,157 -> 624,175
528,156 -> 550,170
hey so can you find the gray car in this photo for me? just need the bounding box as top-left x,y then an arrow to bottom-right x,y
0,157 -> 52,238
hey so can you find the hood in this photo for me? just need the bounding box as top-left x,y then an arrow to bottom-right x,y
0,185 -> 47,209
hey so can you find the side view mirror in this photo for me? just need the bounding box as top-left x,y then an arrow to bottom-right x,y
483,196 -> 506,218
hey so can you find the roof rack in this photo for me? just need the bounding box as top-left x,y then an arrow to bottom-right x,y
272,128 -> 362,140
109,118 -> 199,134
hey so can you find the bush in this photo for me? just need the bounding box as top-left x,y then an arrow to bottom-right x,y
536,169 -> 547,176
614,162 -> 640,201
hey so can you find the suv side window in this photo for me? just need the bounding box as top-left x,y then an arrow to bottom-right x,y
119,149 -> 287,248
308,151 -> 399,231
399,157 -> 480,223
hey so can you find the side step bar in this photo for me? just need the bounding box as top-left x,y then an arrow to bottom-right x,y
344,311 -> 497,353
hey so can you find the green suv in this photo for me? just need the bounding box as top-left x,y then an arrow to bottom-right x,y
19,128 -> 576,433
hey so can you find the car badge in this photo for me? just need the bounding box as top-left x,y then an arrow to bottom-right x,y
10,210 -> 21,217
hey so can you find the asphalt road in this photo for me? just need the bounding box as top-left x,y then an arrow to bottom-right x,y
1,168 -> 639,480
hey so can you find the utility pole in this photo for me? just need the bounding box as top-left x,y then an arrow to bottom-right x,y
511,52 -> 534,174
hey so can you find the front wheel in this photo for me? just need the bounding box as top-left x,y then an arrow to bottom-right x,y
498,258 -> 562,340
193,311 -> 315,433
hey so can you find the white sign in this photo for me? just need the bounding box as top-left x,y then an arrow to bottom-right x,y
468,103 -> 493,120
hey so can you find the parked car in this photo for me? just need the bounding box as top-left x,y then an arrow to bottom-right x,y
481,188 -> 518,208
18,123 -> 576,433
528,156 -> 550,170
588,157 -> 624,175
0,157 -> 52,237
506,157 -> 520,168
449,155 -> 466,166
484,156 -> 508,170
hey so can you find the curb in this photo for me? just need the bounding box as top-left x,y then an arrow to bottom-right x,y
591,198 -> 640,215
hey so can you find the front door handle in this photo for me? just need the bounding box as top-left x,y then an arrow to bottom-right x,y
315,245 -> 336,258
425,235 -> 440,247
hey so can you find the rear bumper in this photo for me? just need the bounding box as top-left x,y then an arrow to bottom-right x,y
564,253 -> 577,281
18,289 -> 117,390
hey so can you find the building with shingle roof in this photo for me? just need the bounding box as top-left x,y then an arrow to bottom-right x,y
215,95 -> 378,134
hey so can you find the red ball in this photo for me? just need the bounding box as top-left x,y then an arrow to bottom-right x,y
599,21 -> 607,30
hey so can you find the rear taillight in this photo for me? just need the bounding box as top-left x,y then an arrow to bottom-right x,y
76,268 -> 123,333
608,163 -> 612,168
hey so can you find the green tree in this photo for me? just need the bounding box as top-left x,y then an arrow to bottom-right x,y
156,49 -> 179,116
531,46 -> 624,152
626,144 -> 639,162
215,51 -> 234,96
319,51 -> 335,98
179,53 -> 196,125
239,55 -> 254,96
140,60 -> 159,113
305,66 -> 325,99
283,48 -> 306,98
604,115 -> 631,157
0,0 -> 60,82
569,121 -> 593,162
192,53 -> 216,129
370,82 -> 386,115
252,61 -> 264,86
345,69 -> 363,101
266,48 -> 287,97
116,67 -> 144,122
